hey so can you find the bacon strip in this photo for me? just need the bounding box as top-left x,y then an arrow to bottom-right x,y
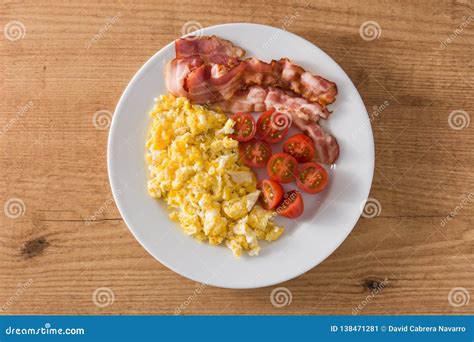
212,86 -> 329,122
165,57 -> 203,97
278,59 -> 337,106
168,57 -> 337,108
264,86 -> 330,122
211,87 -> 267,113
243,58 -> 337,105
186,63 -> 248,103
168,37 -> 337,106
175,36 -> 245,66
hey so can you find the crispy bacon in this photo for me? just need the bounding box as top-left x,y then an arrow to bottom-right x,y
242,58 -> 284,89
243,58 -> 337,105
279,59 -> 337,106
165,56 -> 203,97
175,36 -> 245,66
166,57 -> 337,106
211,86 -> 329,122
211,87 -> 267,113
264,86 -> 329,122
168,36 -> 337,106
186,63 -> 247,103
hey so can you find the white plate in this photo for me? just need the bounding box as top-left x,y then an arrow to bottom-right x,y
108,23 -> 374,289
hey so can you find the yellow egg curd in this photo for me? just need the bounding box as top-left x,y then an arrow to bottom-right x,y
145,95 -> 284,257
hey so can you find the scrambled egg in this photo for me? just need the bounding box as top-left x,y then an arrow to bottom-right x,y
145,95 -> 284,257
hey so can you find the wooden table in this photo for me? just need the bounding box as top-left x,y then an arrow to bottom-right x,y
1,0 -> 473,315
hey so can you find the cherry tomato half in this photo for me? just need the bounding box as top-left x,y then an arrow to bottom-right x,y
239,139 -> 272,168
229,112 -> 256,142
296,162 -> 329,194
283,134 -> 316,163
277,190 -> 304,219
257,109 -> 290,143
266,152 -> 298,183
260,179 -> 284,210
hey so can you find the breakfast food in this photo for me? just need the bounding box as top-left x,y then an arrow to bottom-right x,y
278,190 -> 304,219
283,134 -> 316,163
239,139 -> 272,168
213,86 -> 329,121
146,35 -> 339,256
260,180 -> 284,210
296,162 -> 329,194
146,95 -> 284,257
165,36 -> 339,164
167,37 -> 337,105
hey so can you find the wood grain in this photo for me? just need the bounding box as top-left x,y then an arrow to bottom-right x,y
1,0 -> 473,315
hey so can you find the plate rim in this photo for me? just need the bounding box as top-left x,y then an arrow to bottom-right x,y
107,22 -> 375,289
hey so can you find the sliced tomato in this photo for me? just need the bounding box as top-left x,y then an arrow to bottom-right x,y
296,162 -> 329,194
256,109 -> 290,143
277,190 -> 304,218
260,179 -> 284,210
283,134 -> 316,163
229,112 -> 256,142
239,139 -> 272,168
266,152 -> 298,183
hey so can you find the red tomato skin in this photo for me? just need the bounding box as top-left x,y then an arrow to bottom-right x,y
260,179 -> 284,210
283,134 -> 316,163
266,153 -> 298,184
239,139 -> 272,168
257,110 -> 289,144
277,190 -> 304,219
229,113 -> 256,142
296,162 -> 329,194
